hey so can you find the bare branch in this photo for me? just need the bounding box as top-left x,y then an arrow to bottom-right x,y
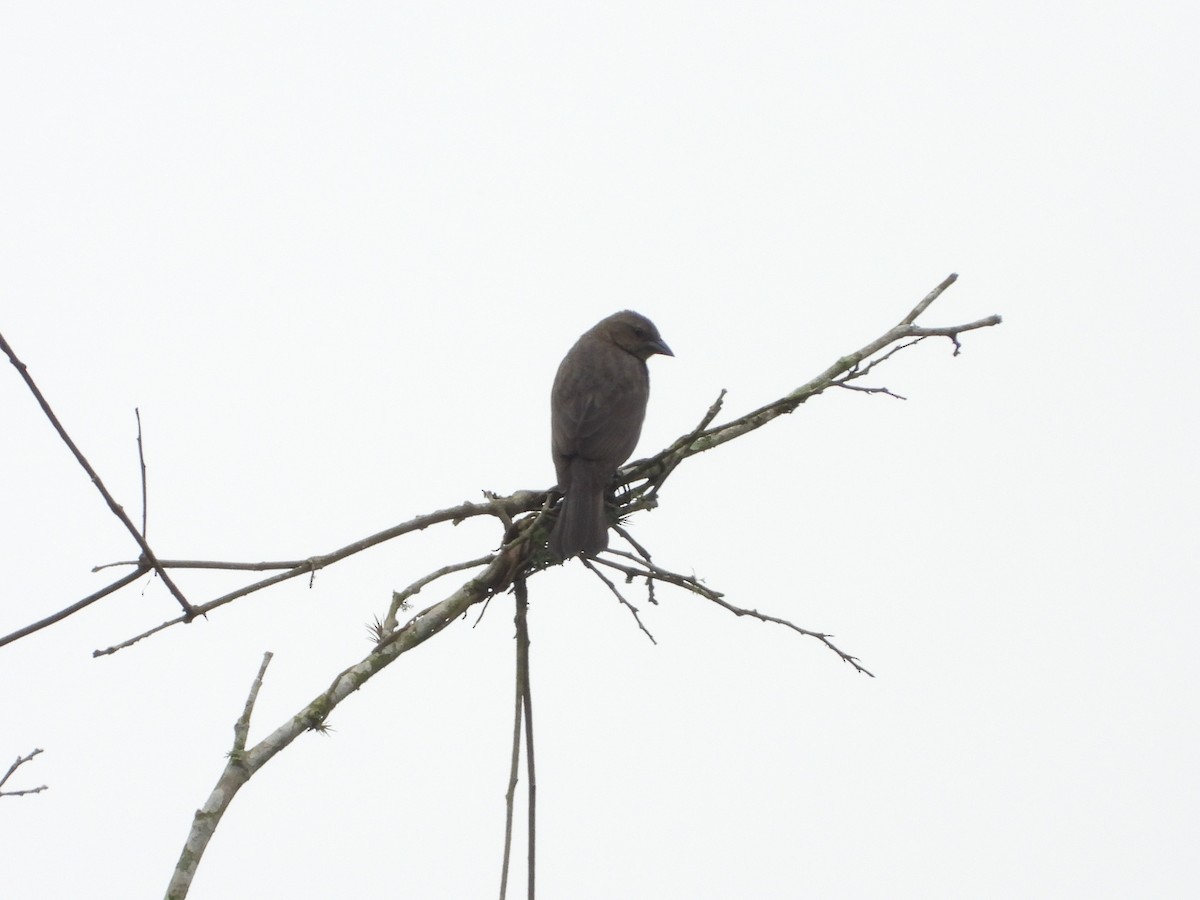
93,558 -> 309,573
0,569 -> 146,649
593,554 -> 873,676
611,527 -> 658,605
616,275 -> 999,509
164,516 -> 539,898
381,554 -> 496,635
833,383 -> 908,400
0,784 -> 48,798
581,557 -> 656,644
166,653 -> 272,898
135,407 -> 148,539
0,748 -> 48,798
702,595 -> 875,677
612,524 -> 654,570
93,492 -> 546,656
833,336 -> 925,386
0,330 -> 194,618
517,576 -> 536,900
233,652 -> 273,754
593,553 -> 726,602
499,604 -> 523,900
901,271 -> 959,324
640,389 -> 726,506
908,316 -> 1001,355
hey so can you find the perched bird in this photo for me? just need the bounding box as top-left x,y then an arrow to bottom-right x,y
549,310 -> 673,559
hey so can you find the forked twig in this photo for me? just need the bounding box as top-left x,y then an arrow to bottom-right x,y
381,554 -> 496,635
592,554 -> 874,676
0,748 -> 48,798
0,331 -> 193,618
88,492 -> 545,656
165,652 -> 273,898
582,557 -> 656,644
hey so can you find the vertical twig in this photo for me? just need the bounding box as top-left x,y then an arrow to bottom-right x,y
516,576 -> 536,900
500,576 -> 537,900
135,408 -> 148,538
233,652 -> 273,753
499,604 -> 524,900
164,652 -> 273,900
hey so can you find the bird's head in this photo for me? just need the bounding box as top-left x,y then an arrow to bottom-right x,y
602,310 -> 674,361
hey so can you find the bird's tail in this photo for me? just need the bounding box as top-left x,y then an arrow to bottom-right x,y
549,468 -> 609,560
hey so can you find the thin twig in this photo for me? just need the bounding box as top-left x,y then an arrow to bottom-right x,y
703,595 -> 874,677
135,408 -> 148,538
839,337 -> 925,381
592,554 -> 725,602
233,653 -> 273,753
0,330 -> 193,617
617,275 -> 999,503
901,271 -> 958,324
93,558 -> 310,573
612,524 -> 653,568
611,527 -> 657,605
0,748 -> 48,798
91,491 -> 547,657
382,554 -> 496,636
165,652 -> 273,899
908,317 -> 1000,355
582,557 -> 656,644
592,555 -> 873,676
499,604 -> 523,900
514,576 -> 536,900
485,489 -> 516,532
0,783 -> 48,798
0,569 -> 146,649
640,389 -> 726,506
833,383 -> 907,400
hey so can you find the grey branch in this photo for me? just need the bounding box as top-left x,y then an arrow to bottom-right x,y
0,748 -> 48,798
582,556 -> 657,644
498,576 -> 537,900
0,331 -> 194,620
164,534 -> 534,898
617,274 -> 999,501
90,492 -> 545,656
166,653 -> 272,899
593,553 -> 873,676
381,553 -> 497,635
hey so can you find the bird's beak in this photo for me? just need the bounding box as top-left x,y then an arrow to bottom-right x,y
651,339 -> 674,357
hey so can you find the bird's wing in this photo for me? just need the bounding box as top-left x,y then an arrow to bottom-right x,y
552,345 -> 648,465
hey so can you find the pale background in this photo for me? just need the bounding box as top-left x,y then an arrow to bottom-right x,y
2,3 -> 1197,898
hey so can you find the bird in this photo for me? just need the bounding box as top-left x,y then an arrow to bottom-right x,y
548,310 -> 673,560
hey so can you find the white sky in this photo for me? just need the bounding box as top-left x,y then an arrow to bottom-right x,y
2,3 -> 1197,898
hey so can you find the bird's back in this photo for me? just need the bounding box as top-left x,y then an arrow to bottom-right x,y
551,332 -> 649,490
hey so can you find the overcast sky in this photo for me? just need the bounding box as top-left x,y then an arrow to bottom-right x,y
3,3 -> 1198,898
